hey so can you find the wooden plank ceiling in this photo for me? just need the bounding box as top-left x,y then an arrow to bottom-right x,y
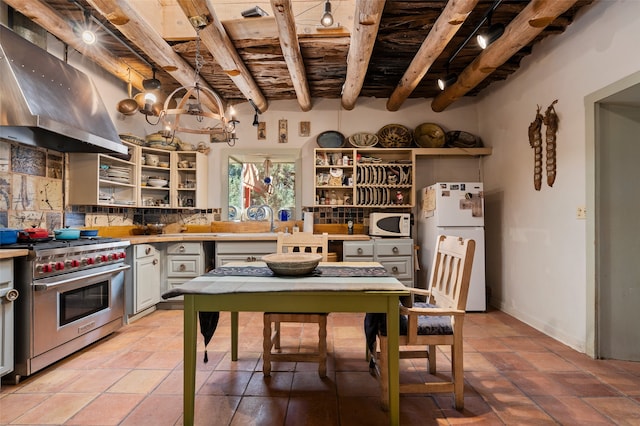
5,0 -> 594,113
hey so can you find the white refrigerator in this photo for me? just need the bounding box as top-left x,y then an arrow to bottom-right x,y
416,182 -> 486,311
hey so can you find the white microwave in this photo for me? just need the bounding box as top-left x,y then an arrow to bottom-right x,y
369,213 -> 411,237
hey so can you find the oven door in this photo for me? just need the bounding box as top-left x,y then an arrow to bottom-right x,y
31,264 -> 129,356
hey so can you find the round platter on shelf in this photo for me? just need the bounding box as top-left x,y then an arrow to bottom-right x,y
377,124 -> 413,148
316,130 -> 346,148
413,123 -> 446,148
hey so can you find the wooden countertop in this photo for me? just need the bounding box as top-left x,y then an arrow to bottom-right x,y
0,249 -> 29,259
124,233 -> 370,245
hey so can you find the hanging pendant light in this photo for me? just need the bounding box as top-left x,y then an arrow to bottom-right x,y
159,24 -> 238,145
320,1 -> 334,27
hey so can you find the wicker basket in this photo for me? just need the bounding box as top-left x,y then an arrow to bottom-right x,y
376,124 -> 413,148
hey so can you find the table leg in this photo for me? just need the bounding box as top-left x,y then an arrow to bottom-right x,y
183,296 -> 197,426
386,297 -> 400,426
231,311 -> 239,361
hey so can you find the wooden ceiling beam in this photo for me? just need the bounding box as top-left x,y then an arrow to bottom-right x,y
3,0 -> 146,91
386,0 -> 479,112
86,0 -> 221,113
341,0 -> 386,111
176,0 -> 268,113
431,0 -> 579,112
270,0 -> 311,112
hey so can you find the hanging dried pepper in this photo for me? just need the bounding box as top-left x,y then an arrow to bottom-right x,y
543,100 -> 559,187
528,105 -> 543,191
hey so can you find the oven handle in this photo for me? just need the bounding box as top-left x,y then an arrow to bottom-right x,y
33,265 -> 131,291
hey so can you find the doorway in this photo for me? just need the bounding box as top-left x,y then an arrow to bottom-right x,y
586,72 -> 640,360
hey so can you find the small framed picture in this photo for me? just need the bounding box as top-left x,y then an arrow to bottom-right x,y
299,121 -> 310,137
279,119 -> 288,143
257,122 -> 266,140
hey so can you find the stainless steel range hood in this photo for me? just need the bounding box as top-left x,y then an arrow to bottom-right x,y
0,25 -> 127,156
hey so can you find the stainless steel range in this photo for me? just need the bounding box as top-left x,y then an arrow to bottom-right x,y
2,238 -> 130,382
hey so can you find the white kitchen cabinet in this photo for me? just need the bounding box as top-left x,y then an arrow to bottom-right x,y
140,147 -> 208,209
126,244 -> 161,318
68,141 -> 208,209
0,259 -> 18,380
314,148 -> 414,208
68,141 -> 137,206
215,241 -> 277,267
343,238 -> 414,287
165,242 -> 206,301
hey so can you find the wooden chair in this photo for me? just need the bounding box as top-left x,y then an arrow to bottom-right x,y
263,232 -> 329,377
372,235 -> 475,410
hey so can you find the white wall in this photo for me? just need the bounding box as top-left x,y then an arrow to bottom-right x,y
476,0 -> 640,352
205,97 -> 479,208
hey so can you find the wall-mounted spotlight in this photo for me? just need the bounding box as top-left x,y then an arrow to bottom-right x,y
79,10 -> 97,45
437,73 -> 458,91
477,23 -> 505,49
320,1 -> 334,27
249,99 -> 260,127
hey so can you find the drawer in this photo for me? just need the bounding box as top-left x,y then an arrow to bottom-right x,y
166,278 -> 188,301
375,239 -> 413,257
377,258 -> 412,281
343,241 -> 374,258
167,242 -> 202,255
216,241 -> 276,255
167,255 -> 202,277
134,244 -> 158,259
216,254 -> 268,267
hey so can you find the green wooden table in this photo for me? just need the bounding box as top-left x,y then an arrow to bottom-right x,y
164,263 -> 409,426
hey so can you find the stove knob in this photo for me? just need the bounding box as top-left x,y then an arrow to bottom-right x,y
118,252 -> 126,259
55,261 -> 65,271
85,257 -> 95,265
69,259 -> 80,268
109,253 -> 118,261
96,254 -> 108,263
38,263 -> 53,273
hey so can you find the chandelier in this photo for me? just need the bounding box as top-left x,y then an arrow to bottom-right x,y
160,26 -> 238,145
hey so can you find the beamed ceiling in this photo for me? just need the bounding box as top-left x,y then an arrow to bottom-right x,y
4,0 -> 595,113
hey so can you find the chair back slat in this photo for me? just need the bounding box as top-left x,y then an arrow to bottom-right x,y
277,232 -> 329,261
428,235 -> 475,310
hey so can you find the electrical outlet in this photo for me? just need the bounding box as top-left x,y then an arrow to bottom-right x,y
576,206 -> 587,219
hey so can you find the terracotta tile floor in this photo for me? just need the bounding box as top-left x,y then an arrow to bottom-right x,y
2,308 -> 640,425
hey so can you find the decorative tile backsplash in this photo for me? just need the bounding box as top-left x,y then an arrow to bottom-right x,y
0,139 -> 64,230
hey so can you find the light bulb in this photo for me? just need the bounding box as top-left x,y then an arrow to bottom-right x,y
321,1 -> 333,27
81,29 -> 96,45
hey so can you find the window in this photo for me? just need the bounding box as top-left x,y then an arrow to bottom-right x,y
224,149 -> 300,221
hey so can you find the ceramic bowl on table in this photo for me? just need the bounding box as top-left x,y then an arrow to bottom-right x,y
262,253 -> 322,276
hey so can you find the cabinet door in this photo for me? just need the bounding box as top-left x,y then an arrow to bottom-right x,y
0,260 -> 14,378
135,254 -> 160,313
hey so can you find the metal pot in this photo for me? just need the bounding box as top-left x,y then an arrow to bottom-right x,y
54,228 -> 81,240
117,81 -> 139,115
80,229 -> 99,238
0,228 -> 19,245
18,227 -> 50,241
